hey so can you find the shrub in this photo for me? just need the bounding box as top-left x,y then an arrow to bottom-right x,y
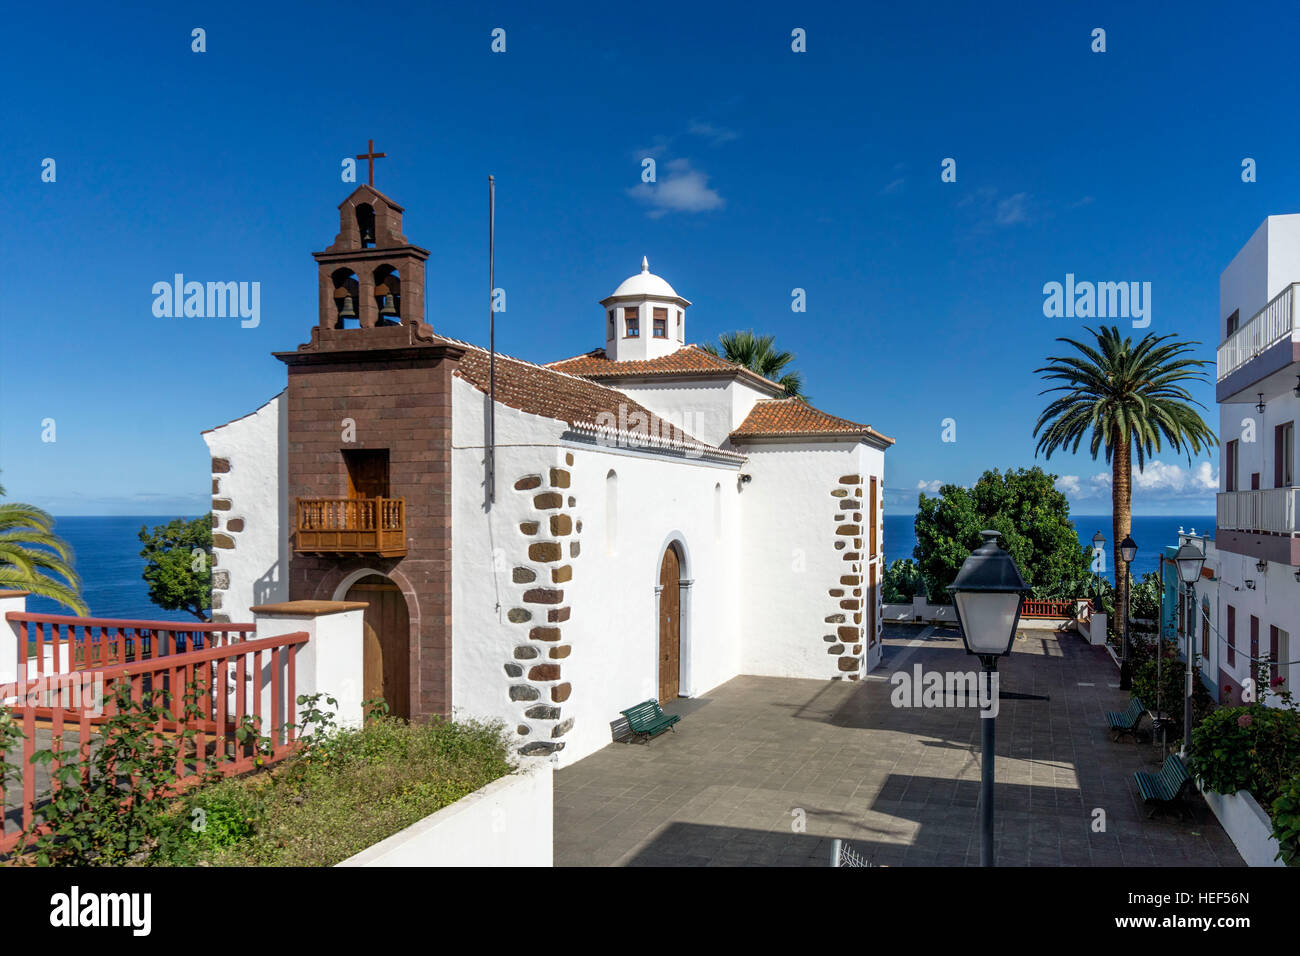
1271,776 -> 1300,867
1188,704 -> 1300,808
882,559 -> 922,603
1130,651 -> 1213,739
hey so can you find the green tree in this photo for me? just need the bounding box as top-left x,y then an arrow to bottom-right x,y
138,516 -> 213,621
882,558 -> 923,603
913,467 -> 1090,603
701,330 -> 806,398
0,479 -> 87,615
1033,325 -> 1216,657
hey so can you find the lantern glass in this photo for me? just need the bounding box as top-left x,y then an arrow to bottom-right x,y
954,590 -> 1023,656
1119,535 -> 1137,564
1173,542 -> 1205,585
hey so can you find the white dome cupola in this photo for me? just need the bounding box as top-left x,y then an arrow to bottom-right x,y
600,257 -> 691,362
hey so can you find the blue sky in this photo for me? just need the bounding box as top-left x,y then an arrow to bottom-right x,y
2,0 -> 1293,518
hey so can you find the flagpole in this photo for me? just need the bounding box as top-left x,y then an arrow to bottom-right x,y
488,175 -> 496,504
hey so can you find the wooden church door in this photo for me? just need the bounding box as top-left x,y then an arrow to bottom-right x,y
658,544 -> 681,702
345,574 -> 410,719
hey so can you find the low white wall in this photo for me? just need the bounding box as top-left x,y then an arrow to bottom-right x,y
1199,785 -> 1285,867
337,760 -> 553,867
882,603 -> 916,622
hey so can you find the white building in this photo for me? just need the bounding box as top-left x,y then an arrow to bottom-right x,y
1210,214 -> 1300,704
202,185 -> 893,765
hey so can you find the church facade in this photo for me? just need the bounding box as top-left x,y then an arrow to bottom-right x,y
203,185 -> 893,766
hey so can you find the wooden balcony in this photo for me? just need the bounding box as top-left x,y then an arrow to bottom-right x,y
295,497 -> 406,557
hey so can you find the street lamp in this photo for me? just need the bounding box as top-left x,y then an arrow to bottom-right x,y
1118,534 -> 1138,690
1173,540 -> 1207,751
1091,532 -> 1106,597
948,530 -> 1029,867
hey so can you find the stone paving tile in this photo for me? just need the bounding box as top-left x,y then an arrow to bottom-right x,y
552,623 -> 1246,867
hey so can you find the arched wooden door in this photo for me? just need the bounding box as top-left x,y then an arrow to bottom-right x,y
658,544 -> 681,702
344,574 -> 410,720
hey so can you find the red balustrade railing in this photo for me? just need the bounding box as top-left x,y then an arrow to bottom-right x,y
5,613 -> 255,683
0,628 -> 307,856
1021,599 -> 1083,619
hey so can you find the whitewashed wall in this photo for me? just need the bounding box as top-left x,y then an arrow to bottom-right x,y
202,392 -> 289,623
450,377 -> 742,766
337,760 -> 553,867
613,377 -> 772,449
1214,548 -> 1299,704
737,439 -> 886,679
1220,214 -> 1300,335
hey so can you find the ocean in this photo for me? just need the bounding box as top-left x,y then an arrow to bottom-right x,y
25,516 -> 201,622
20,513 -> 1213,622
884,513 -> 1215,585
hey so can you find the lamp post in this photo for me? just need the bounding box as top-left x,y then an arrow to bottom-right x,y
1118,534 -> 1138,690
1091,531 -> 1106,599
1173,541 -> 1207,752
948,530 -> 1029,867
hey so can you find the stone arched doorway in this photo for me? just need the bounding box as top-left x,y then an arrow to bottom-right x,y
343,573 -> 411,719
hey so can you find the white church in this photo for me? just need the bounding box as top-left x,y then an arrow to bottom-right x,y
203,184 -> 893,765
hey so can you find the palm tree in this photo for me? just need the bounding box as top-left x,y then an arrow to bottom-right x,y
0,480 -> 88,615
701,330 -> 806,398
1033,326 -> 1216,673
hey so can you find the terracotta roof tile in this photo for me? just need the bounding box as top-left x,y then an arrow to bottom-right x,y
547,346 -> 785,393
448,339 -> 730,456
731,398 -> 895,446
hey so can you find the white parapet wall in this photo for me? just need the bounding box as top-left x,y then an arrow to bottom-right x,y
336,759 -> 554,867
1199,785 -> 1285,868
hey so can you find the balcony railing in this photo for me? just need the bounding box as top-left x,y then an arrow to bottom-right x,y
295,497 -> 406,556
1217,282 -> 1299,382
1217,487 -> 1299,535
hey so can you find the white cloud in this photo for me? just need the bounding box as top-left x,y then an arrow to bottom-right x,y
1055,475 -> 1082,496
916,479 -> 943,494
686,121 -> 739,146
627,159 -> 724,218
995,192 -> 1031,226
1056,461 -> 1218,502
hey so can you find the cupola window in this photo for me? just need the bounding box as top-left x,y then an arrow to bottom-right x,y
653,307 -> 667,338
624,306 -> 639,338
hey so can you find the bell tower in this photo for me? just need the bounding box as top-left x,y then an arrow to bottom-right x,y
310,184 -> 432,344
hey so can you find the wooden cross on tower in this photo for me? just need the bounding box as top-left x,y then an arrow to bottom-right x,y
355,139 -> 387,187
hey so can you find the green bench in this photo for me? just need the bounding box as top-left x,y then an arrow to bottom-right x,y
1106,697 -> 1148,742
1134,753 -> 1196,820
620,699 -> 680,743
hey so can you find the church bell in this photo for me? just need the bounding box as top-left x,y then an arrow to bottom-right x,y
376,285 -> 399,317
337,294 -> 357,319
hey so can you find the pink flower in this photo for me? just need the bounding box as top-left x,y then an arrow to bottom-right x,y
1238,713 -> 1254,728
1272,676 -> 1287,688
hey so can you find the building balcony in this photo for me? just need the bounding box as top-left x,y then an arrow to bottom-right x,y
295,497 -> 406,557
1217,282 -> 1300,402
1216,487 -> 1300,565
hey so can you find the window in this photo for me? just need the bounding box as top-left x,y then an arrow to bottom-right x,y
1226,309 -> 1240,336
869,476 -> 878,557
605,470 -> 618,554
1201,601 -> 1210,658
653,307 -> 667,338
624,306 -> 639,338
608,310 -> 616,339
677,310 -> 684,341
1225,440 -> 1238,492
1278,422 -> 1295,487
1250,615 -> 1260,672
1227,604 -> 1236,667
1270,626 -> 1283,684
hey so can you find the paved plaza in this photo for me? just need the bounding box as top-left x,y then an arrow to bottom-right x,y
553,624 -> 1244,867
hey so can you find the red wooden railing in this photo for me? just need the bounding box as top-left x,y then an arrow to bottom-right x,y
1021,599 -> 1082,619
0,626 -> 306,856
5,612 -> 255,683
